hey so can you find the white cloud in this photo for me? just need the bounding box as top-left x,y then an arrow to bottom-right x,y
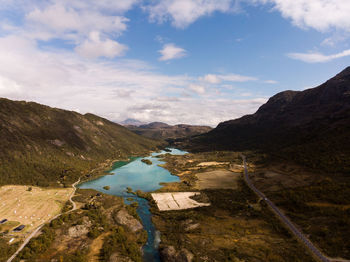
220,74 -> 257,82
203,74 -> 221,84
189,84 -> 205,94
287,49 -> 350,63
201,73 -> 257,84
159,43 -> 187,61
1,1 -> 132,59
75,31 -> 128,59
253,0 -> 350,32
144,0 -> 237,28
26,2 -> 129,37
0,34 -> 265,126
264,80 -> 278,84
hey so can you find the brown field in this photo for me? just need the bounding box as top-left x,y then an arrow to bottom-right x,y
87,232 -> 110,262
151,192 -> 210,211
195,170 -> 240,190
0,185 -> 73,235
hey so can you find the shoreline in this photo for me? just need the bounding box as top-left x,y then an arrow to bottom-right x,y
78,147 -> 176,185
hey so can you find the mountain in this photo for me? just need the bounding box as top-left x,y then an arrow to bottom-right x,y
139,122 -> 171,129
181,67 -> 350,173
119,118 -> 147,126
0,98 -> 161,186
126,122 -> 212,140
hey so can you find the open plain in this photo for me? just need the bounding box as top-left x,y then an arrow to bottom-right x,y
0,185 -> 73,234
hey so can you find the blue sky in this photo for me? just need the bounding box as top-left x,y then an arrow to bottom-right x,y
0,0 -> 349,126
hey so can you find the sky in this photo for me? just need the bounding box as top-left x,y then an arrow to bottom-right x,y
0,0 -> 349,127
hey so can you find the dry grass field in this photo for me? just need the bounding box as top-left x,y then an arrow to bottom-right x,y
0,185 -> 73,235
195,170 -> 240,190
151,192 -> 210,211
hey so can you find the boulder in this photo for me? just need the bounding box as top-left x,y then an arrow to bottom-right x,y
160,246 -> 194,262
114,209 -> 143,232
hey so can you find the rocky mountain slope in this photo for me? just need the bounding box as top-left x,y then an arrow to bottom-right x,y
126,122 -> 212,140
182,67 -> 350,173
0,98 -> 161,186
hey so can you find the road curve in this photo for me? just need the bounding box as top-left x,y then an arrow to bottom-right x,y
241,155 -> 330,262
7,178 -> 81,262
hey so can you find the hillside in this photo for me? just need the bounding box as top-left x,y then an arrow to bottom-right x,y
181,67 -> 350,173
126,122 -> 212,140
0,98 -> 161,186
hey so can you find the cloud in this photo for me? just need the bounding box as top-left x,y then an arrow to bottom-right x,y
189,84 -> 205,94
0,33 -> 266,126
202,74 -> 221,84
201,73 -> 257,84
0,0 -> 271,126
1,1 -> 132,59
253,0 -> 350,32
287,49 -> 350,63
264,80 -> 278,84
144,0 -> 237,28
26,2 -> 129,37
159,43 -> 187,61
75,31 -> 128,58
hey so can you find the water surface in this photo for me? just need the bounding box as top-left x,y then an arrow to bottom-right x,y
78,148 -> 187,261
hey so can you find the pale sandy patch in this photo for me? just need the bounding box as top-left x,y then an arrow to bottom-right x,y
195,170 -> 240,190
151,192 -> 210,211
197,162 -> 229,167
229,164 -> 244,173
177,171 -> 191,176
0,185 -> 72,233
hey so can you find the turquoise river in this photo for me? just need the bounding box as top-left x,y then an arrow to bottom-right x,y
78,148 -> 187,262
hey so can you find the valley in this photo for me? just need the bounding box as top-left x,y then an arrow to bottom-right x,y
0,68 -> 350,262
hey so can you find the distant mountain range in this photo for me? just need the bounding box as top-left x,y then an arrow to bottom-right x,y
120,118 -> 147,126
0,98 -> 160,186
126,122 -> 212,140
180,67 -> 350,173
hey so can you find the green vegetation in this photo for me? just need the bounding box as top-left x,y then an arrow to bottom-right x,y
151,151 -> 317,261
0,98 -> 161,186
141,158 -> 152,165
0,238 -> 20,262
15,189 -> 145,261
151,181 -> 314,261
178,68 -> 350,174
104,157 -> 138,173
101,226 -> 142,262
19,225 -> 55,259
268,178 -> 350,259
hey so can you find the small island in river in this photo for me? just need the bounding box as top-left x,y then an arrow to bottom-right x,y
141,159 -> 152,165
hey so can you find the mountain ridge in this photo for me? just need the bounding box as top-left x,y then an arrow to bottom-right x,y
126,121 -> 212,140
180,67 -> 350,173
0,98 -> 161,186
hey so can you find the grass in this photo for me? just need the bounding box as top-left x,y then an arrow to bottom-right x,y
0,185 -> 72,234
0,97 -> 161,187
150,151 -> 316,261
15,189 -> 146,261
